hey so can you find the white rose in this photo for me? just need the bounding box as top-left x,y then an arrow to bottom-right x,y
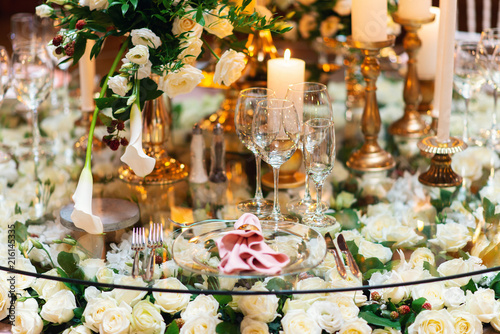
429,222 -> 471,252
111,276 -> 147,307
240,317 -> 269,334
12,299 -> 43,334
326,294 -> 359,321
178,36 -> 203,65
281,310 -> 321,334
172,14 -> 203,38
437,258 -> 472,287
361,214 -> 397,242
126,45 -> 150,65
409,247 -> 435,269
36,4 -> 53,18
213,49 -> 246,87
411,282 -> 446,310
283,299 -> 311,314
137,61 -> 152,80
32,268 -> 70,300
80,258 -> 105,280
307,300 -> 344,333
465,289 -> 499,323
373,328 -> 401,334
108,75 -> 131,96
385,225 -> 424,247
164,65 -> 204,98
181,295 -> 219,321
320,16 -> 340,38
0,282 -> 8,320
298,13 -> 317,39
449,310 -> 483,334
238,284 -> 279,323
96,267 -> 115,284
358,239 -> 393,264
452,147 -> 491,181
204,7 -> 234,39
443,287 -> 466,309
153,278 -> 190,314
161,260 -> 179,278
179,314 -> 221,334
339,318 -> 372,334
62,325 -> 92,334
83,296 -> 118,332
131,28 -> 161,49
333,0 -> 352,16
40,289 -> 76,323
408,309 -> 455,334
99,303 -> 132,334
130,300 -> 166,334
491,302 -> 500,331
14,257 -> 37,290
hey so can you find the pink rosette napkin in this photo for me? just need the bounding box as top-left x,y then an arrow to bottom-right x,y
217,213 -> 290,275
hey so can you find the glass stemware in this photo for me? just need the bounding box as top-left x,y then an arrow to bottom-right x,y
0,46 -> 11,163
285,82 -> 333,216
252,99 -> 301,224
235,87 -> 275,216
302,119 -> 336,227
453,41 -> 486,145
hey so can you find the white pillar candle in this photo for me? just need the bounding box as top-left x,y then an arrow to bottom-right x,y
436,0 -> 457,143
352,0 -> 388,42
79,40 -> 96,112
416,7 -> 440,80
267,49 -> 305,99
397,0 -> 432,20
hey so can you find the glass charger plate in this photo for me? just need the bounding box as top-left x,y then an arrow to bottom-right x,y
172,221 -> 327,278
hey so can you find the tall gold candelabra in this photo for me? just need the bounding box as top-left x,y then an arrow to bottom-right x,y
346,35 -> 396,173
389,13 -> 435,138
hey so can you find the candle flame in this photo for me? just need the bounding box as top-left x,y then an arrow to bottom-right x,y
284,49 -> 291,61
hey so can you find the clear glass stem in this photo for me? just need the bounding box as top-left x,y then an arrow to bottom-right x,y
32,107 -> 41,176
303,173 -> 312,202
315,181 -> 324,218
463,98 -> 470,143
272,166 -> 281,219
254,154 -> 264,201
62,69 -> 70,114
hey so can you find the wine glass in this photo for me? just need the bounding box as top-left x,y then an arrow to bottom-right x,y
252,99 -> 301,224
0,46 -> 11,163
453,41 -> 486,145
285,82 -> 333,216
302,119 -> 337,227
235,88 -> 275,216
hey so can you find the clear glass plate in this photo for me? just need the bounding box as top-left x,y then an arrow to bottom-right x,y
172,221 -> 327,278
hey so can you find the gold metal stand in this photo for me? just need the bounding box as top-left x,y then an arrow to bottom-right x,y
389,13 -> 435,138
418,136 -> 467,187
418,79 -> 435,115
346,36 -> 396,173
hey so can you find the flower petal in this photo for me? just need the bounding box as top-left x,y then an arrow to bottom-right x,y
71,168 -> 103,234
120,104 -> 156,177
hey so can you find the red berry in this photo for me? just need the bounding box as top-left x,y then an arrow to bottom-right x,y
116,121 -> 125,131
55,46 -> 63,55
422,302 -> 432,310
65,46 -> 74,56
371,291 -> 381,302
155,254 -> 163,264
76,19 -> 86,30
109,139 -> 120,151
102,135 -> 111,144
390,311 -> 399,320
398,305 -> 411,315
111,120 -> 119,127
52,35 -> 63,46
107,126 -> 115,134
120,137 -> 129,146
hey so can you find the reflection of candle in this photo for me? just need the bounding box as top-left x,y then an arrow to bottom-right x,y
267,49 -> 305,99
79,41 -> 95,112
352,0 -> 387,42
397,0 -> 431,20
416,7 -> 440,80
436,0 -> 457,143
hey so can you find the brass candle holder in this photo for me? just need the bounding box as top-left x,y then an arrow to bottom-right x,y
418,79 -> 435,115
389,13 -> 435,138
346,35 -> 396,173
418,136 -> 467,187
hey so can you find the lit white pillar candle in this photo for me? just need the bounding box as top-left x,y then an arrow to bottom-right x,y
436,0 -> 457,143
79,40 -> 96,112
397,0 -> 432,20
416,7 -> 440,80
267,49 -> 305,99
352,0 -> 388,42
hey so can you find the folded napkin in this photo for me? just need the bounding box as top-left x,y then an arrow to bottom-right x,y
217,213 -> 290,275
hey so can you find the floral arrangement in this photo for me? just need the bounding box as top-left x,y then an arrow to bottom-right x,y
35,0 -> 289,234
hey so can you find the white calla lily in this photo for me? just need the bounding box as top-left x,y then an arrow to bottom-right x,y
120,103 -> 156,177
71,167 -> 103,234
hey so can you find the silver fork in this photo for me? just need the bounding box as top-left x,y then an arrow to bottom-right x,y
144,223 -> 163,281
131,227 -> 145,278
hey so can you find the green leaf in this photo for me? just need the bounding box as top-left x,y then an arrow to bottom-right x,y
15,221 -> 28,243
359,311 -> 401,329
216,322 -> 239,334
57,251 -> 80,276
423,261 -> 440,277
130,0 -> 138,9
489,272 -> 500,299
121,3 -> 129,16
98,113 -> 113,126
214,295 -> 232,306
166,321 -> 179,334
483,197 -> 500,225
73,307 -> 84,319
330,209 -> 360,230
95,97 -> 116,110
266,277 -> 292,291
196,7 -> 205,26
73,35 -> 87,65
411,297 -> 427,313
461,279 -> 477,294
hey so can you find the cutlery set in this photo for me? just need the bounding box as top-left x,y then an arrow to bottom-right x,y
131,223 -> 164,280
325,232 -> 362,281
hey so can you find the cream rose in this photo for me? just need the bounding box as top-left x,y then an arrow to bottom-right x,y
48,0 -> 68,5
465,289 -> 499,323
99,303 -> 132,334
96,267 -> 115,284
361,214 -> 397,242
36,4 -> 53,17
240,317 -> 269,334
373,328 -> 401,334
281,310 -> 321,334
326,294 -> 359,321
238,284 -> 279,323
32,268 -> 70,300
125,45 -> 150,65
213,49 -> 246,87
338,318 -> 372,334
408,309 -> 455,334
411,282 -> 446,310
443,287 -> 466,308
307,300 -> 344,333
438,258 -> 472,287
137,61 -> 152,80
429,222 -> 471,252
409,247 -> 435,269
179,314 -> 221,334
153,278 -> 190,314
111,275 -> 148,307
81,258 -> 105,280
449,310 -> 482,334
62,325 -> 92,334
172,15 -> 203,38
320,16 -> 341,38
178,36 -> 203,65
385,225 -> 424,247
80,0 -> 109,11
0,282 -> 8,320
358,239 -> 393,264
333,0 -> 352,16
40,289 -> 76,324
204,7 -> 234,39
83,296 -> 118,332
283,299 -> 311,314
13,257 -> 37,290
130,300 -> 166,334
12,299 -> 43,334
164,65 -> 204,98
491,302 -> 500,331
298,13 -> 317,39
181,295 -> 219,321
370,271 -> 408,304
108,75 -> 131,97
131,28 -> 161,49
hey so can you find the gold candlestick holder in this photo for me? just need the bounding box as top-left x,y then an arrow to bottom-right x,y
418,136 -> 467,187
346,35 -> 396,173
389,13 -> 435,138
418,79 -> 435,115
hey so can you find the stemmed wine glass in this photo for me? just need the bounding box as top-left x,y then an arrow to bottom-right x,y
235,88 -> 275,216
302,119 -> 337,227
453,41 -> 486,145
252,99 -> 301,224
0,46 -> 11,163
285,82 -> 333,216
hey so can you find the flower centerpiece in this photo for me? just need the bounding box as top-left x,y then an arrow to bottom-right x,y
36,0 -> 290,234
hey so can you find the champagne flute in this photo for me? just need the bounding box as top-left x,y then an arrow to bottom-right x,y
252,99 -> 301,224
453,41 -> 486,145
285,82 -> 333,216
302,119 -> 337,227
235,88 -> 275,216
0,46 -> 11,163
